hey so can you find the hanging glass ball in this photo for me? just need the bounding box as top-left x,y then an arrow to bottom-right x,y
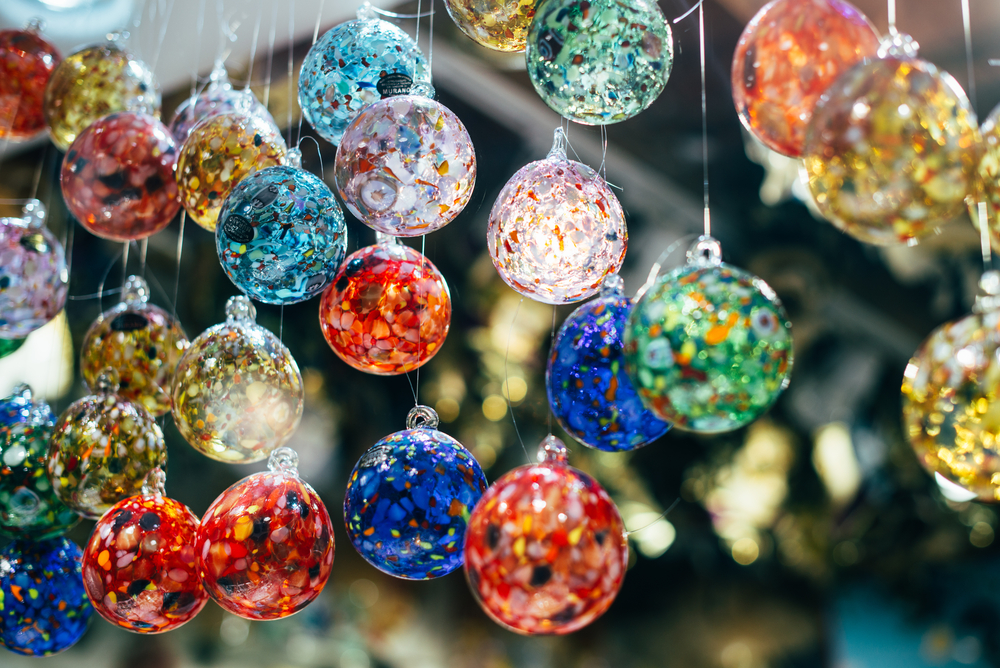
176,100 -> 287,232
546,275 -> 670,451
216,150 -> 348,305
335,87 -> 477,237
82,471 -> 208,633
43,37 -> 160,151
525,0 -> 673,125
445,0 -> 536,52
171,296 -> 304,463
0,199 -> 68,340
0,537 -> 91,656
802,33 -> 979,246
624,237 -> 793,433
464,435 -> 627,635
319,239 -> 451,375
0,383 -> 51,433
48,370 -> 167,519
488,128 -> 626,304
0,23 -> 61,142
0,337 -> 25,358
80,275 -> 189,417
732,0 -> 880,158
169,64 -> 267,143
61,112 -> 180,241
345,405 -> 487,579
298,4 -> 426,146
197,448 -> 335,620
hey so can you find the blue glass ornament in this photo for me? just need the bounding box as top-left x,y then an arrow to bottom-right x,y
216,149 -> 348,304
298,2 -> 426,145
547,275 -> 670,451
344,405 -> 487,579
0,383 -> 53,436
0,537 -> 92,656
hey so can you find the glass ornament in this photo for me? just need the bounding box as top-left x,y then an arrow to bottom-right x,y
344,405 -> 487,579
0,199 -> 68,339
48,369 -> 167,519
464,435 -> 627,635
216,149 -> 348,304
335,84 -> 477,237
488,128 -> 626,305
445,0 -> 536,52
82,470 -> 208,633
298,3 -> 426,146
176,98 -> 288,232
61,112 -> 180,241
0,21 -> 61,142
525,0 -> 673,125
0,337 -> 25,358
971,103 -> 1000,251
546,275 -> 669,451
169,63 -> 267,143
731,0 -> 880,158
802,33 -> 979,246
196,447 -> 335,620
43,36 -> 160,151
623,237 -> 793,433
0,383 -> 51,434
318,237 -> 451,375
171,296 -> 304,463
80,275 -> 189,417
0,537 -> 91,656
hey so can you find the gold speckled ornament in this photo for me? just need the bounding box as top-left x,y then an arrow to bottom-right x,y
445,0 -> 536,52
171,296 -> 304,463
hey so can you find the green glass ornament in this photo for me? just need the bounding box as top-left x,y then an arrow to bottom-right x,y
0,337 -> 25,358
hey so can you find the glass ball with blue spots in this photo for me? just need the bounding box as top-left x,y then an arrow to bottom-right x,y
547,275 -> 670,451
344,406 -> 487,580
0,537 -> 92,656
216,155 -> 348,305
0,384 -> 52,436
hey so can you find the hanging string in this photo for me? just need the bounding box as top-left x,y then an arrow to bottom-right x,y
415,0 -> 423,59
297,0 -> 326,143
547,304 -> 557,435
504,297 -> 532,464
190,0 -> 208,99
149,0 -> 178,73
298,135 -> 325,179
369,6 -> 435,19
120,241 -> 130,289
263,3 -> 278,108
287,0 -> 296,147
139,238 -> 148,276
698,3 -> 710,237
428,0 -> 434,74
625,498 -> 681,536
28,144 -> 49,201
244,1 -> 264,91
172,211 -> 186,321
415,234 -> 426,406
280,305 -> 285,341
961,0 -> 991,270
887,0 -> 896,35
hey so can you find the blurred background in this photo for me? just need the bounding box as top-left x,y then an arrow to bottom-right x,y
4,0 -> 1000,666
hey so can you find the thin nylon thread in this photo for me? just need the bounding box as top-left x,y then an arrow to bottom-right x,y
504,297 -> 531,464
297,0 -> 326,143
625,498 -> 681,536
245,2 -> 264,91
263,3 -> 278,108
962,0 -> 991,270
287,0 -> 296,147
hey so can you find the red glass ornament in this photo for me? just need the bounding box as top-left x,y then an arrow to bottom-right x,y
81,471 -> 207,633
464,435 -> 628,635
196,448 -> 334,620
60,112 -> 180,241
0,24 -> 61,142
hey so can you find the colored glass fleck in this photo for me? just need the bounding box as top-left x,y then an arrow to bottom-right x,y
0,25 -> 61,142
445,0 -> 536,52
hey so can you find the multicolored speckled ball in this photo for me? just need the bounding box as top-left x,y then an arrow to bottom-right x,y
0,384 -> 50,433
0,537 -> 92,656
345,406 -> 487,579
0,23 -> 61,142
464,435 -> 628,635
525,0 -> 672,125
216,156 -> 348,304
196,448 -> 335,620
624,237 -> 793,433
445,0 -> 537,52
547,275 -> 669,451
299,6 -> 426,146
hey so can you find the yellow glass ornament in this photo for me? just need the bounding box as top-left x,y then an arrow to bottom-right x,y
444,0 -> 536,52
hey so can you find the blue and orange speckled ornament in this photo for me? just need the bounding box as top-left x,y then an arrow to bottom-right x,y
546,275 -> 669,451
623,237 -> 793,433
216,149 -> 348,304
0,537 -> 92,656
344,405 -> 487,579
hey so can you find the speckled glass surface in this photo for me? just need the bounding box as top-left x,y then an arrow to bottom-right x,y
171,296 -> 304,463
197,448 -> 334,620
525,0 -> 673,125
0,27 -> 61,142
80,275 -> 189,417
464,435 -> 627,635
345,407 -> 487,579
217,164 -> 348,304
169,72 -> 264,143
803,40 -> 979,246
299,14 -> 426,146
0,384 -> 50,434
43,40 -> 160,151
0,537 -> 91,656
335,93 -> 477,236
82,491 -> 208,633
546,278 -> 670,451
61,112 -> 180,241
488,132 -> 625,305
731,0 -> 880,158
623,247 -> 793,433
319,241 -> 451,375
972,103 -> 1000,252
445,0 -> 536,52
0,201 -> 67,339
176,108 -> 287,232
